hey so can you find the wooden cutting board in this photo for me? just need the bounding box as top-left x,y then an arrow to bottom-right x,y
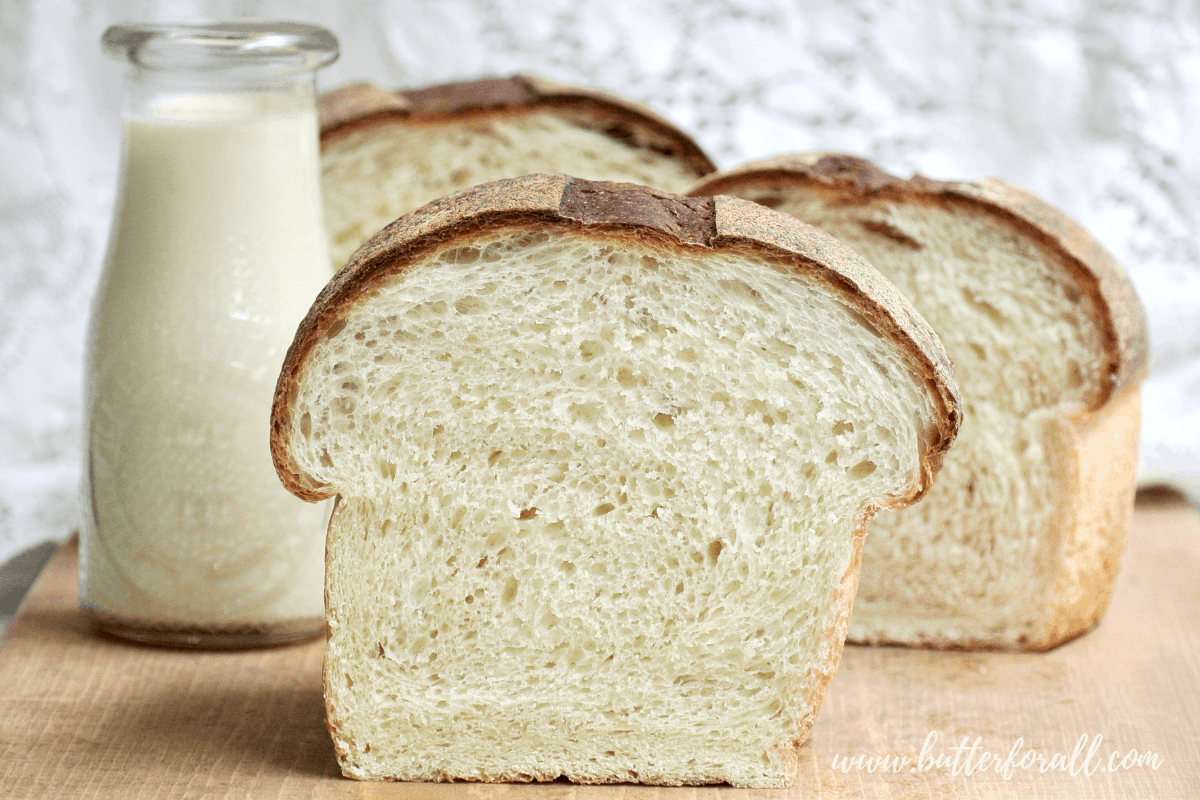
1,492 -> 1197,799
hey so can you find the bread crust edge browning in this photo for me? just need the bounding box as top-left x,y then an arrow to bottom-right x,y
317,75 -> 717,179
1039,383 -> 1142,650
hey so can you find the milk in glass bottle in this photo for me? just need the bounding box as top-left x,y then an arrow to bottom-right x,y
81,21 -> 339,647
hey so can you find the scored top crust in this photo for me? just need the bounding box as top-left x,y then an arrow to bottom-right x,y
270,174 -> 961,505
690,152 -> 1150,409
317,74 -> 717,179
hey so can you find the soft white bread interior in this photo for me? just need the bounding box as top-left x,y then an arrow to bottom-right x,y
271,175 -> 960,786
691,153 -> 1151,651
320,76 -> 716,269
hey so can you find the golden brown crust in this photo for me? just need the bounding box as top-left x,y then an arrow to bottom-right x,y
318,75 -> 717,178
689,152 -> 1151,408
271,174 -> 961,507
844,499 -> 1139,656
1040,384 -> 1142,649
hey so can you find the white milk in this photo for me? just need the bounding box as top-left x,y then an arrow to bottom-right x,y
81,93 -> 332,633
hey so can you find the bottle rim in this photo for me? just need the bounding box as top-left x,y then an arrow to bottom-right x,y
102,20 -> 339,76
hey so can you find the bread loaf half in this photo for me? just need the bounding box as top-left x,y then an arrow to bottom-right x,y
690,153 -> 1151,651
271,175 -> 961,786
319,75 -> 716,268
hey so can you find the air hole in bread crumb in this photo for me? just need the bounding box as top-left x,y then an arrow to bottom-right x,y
962,287 -> 1006,324
594,502 -> 616,516
299,412 -> 311,436
442,246 -> 480,264
849,460 -> 877,479
707,539 -> 724,565
825,451 -> 840,465
718,278 -> 760,299
502,576 -> 519,603
579,339 -> 604,361
569,402 -> 601,423
455,296 -> 486,315
833,420 -> 854,435
488,450 -> 503,467
518,507 -> 538,520
653,413 -> 675,429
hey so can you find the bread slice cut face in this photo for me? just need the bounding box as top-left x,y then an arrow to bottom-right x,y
691,153 -> 1151,651
271,175 -> 960,786
319,75 -> 716,268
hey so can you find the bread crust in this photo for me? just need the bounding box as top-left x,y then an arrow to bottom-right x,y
317,75 -> 717,179
271,174 -> 960,506
690,153 -> 1151,651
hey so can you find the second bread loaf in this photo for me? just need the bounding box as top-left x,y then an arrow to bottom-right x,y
691,153 -> 1151,651
319,75 -> 716,268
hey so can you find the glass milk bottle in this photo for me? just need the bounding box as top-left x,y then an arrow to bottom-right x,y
81,22 -> 338,648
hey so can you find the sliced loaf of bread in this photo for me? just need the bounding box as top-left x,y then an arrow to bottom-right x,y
690,153 -> 1150,651
319,75 -> 716,268
270,175 -> 961,786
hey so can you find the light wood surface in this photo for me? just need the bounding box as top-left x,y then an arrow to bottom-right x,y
1,493 -> 1197,799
